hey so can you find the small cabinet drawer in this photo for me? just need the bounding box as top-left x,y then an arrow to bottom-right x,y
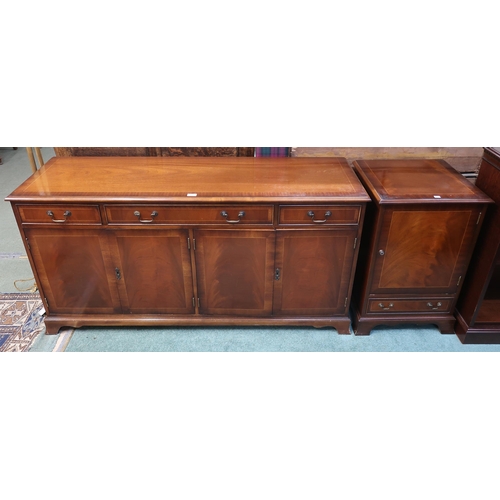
279,205 -> 361,225
367,298 -> 453,314
18,204 -> 102,224
105,205 -> 274,225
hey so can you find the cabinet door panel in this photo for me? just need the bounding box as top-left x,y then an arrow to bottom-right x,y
194,230 -> 276,315
273,229 -> 357,316
371,207 -> 480,294
111,229 -> 194,314
24,228 -> 119,314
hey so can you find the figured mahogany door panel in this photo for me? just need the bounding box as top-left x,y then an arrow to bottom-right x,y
273,229 -> 357,316
194,230 -> 276,316
370,207 -> 481,295
24,228 -> 119,314
110,229 -> 194,314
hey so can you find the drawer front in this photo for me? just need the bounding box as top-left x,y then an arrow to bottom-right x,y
279,205 -> 361,225
367,298 -> 453,314
18,204 -> 102,224
105,205 -> 274,225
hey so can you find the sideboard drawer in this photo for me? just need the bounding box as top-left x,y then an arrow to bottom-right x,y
279,205 -> 361,226
367,298 -> 453,314
105,205 -> 274,225
18,204 -> 102,224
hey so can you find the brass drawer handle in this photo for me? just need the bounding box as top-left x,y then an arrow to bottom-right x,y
134,210 -> 158,223
378,302 -> 394,310
427,302 -> 442,310
307,210 -> 332,223
220,210 -> 245,223
46,210 -> 71,223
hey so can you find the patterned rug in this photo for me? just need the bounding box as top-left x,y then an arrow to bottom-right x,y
0,293 -> 45,352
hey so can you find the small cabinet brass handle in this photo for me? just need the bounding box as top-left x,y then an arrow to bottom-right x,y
378,302 -> 394,310
427,302 -> 442,310
307,210 -> 332,223
46,210 -> 72,223
379,249 -> 385,256
220,210 -> 246,223
134,210 -> 158,223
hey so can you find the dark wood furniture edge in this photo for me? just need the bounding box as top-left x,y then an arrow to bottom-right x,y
453,147 -> 500,343
455,310 -> 500,344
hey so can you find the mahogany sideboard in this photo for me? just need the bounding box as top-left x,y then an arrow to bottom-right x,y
6,156 -> 370,334
455,147 -> 500,343
350,159 -> 492,335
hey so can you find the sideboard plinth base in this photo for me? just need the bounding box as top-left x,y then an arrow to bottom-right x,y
43,314 -> 352,335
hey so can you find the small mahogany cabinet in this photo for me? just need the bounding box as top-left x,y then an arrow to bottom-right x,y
6,156 -> 370,334
350,159 -> 492,335
455,148 -> 500,343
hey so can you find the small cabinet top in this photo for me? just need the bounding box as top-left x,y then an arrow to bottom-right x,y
353,159 -> 493,205
6,157 -> 371,204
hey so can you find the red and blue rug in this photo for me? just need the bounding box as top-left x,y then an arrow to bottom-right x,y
0,293 -> 45,352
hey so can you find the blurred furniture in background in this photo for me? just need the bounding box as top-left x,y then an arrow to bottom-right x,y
455,147 -> 500,344
291,147 -> 483,181
26,147 -> 44,173
0,147 -> 18,166
54,147 -> 255,157
255,148 -> 290,157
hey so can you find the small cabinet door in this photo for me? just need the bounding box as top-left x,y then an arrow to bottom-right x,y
110,229 -> 195,314
273,229 -> 358,316
370,206 -> 482,295
194,229 -> 276,316
24,228 -> 120,314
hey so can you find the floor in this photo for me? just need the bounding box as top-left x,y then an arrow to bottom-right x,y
2,146 -> 500,352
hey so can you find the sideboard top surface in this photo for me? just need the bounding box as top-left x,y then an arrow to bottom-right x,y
353,159 -> 493,205
6,157 -> 371,203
